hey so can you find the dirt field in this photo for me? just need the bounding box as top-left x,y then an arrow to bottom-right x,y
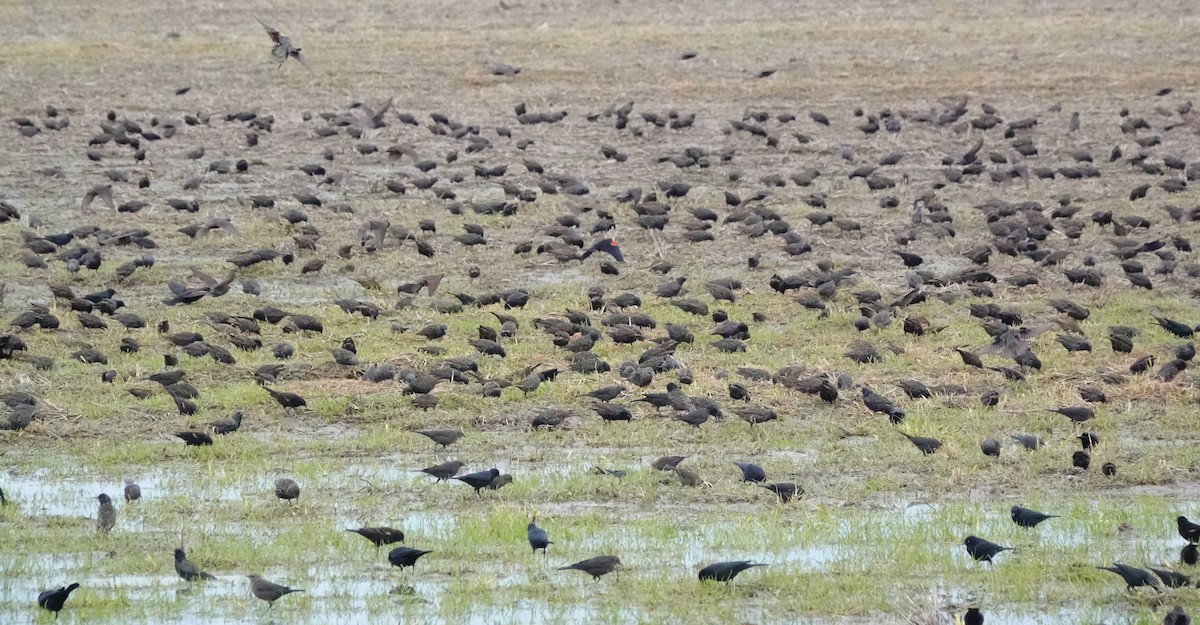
3,0 -> 1200,623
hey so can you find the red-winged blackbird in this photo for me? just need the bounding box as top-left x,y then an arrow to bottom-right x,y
580,238 -> 624,263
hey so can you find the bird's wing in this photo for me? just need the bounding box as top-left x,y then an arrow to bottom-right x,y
190,269 -> 218,287
255,15 -> 281,42
292,51 -> 314,73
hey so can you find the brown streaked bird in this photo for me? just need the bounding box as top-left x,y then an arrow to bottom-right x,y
415,428 -> 464,449
246,574 -> 304,608
255,16 -> 311,71
558,555 -> 621,580
96,493 -> 116,533
416,460 -> 465,481
81,184 -> 114,211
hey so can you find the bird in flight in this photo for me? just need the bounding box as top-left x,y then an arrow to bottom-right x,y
255,15 -> 311,71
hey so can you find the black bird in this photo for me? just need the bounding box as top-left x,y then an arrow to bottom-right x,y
585,386 -> 626,402
388,546 -> 432,569
964,607 -> 984,625
175,431 -> 213,446
559,555 -> 621,580
580,238 -> 624,263
980,439 -> 1001,457
454,468 -> 500,494
963,535 -> 1011,563
1183,544 -> 1199,566
1096,563 -> 1160,592
698,560 -> 767,582
1178,516 -> 1200,543
174,548 -> 216,581
346,527 -> 405,549
264,386 -> 306,410
206,410 -> 243,434
1165,606 -> 1190,625
1149,566 -> 1191,589
37,582 -> 80,618
760,482 -> 803,502
1010,505 -> 1057,528
1155,316 -> 1194,338
734,461 -> 766,482
1048,406 -> 1094,422
274,478 -> 300,502
593,401 -> 633,423
902,433 -> 942,455
861,386 -> 904,422
527,517 -> 552,554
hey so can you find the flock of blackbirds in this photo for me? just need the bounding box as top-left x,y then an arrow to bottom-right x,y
3,13 -> 1200,625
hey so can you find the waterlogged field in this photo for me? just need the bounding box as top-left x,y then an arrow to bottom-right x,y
2,0 -> 1200,623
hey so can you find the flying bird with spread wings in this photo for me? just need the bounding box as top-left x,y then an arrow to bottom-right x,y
255,15 -> 311,71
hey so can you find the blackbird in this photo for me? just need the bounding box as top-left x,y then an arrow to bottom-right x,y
97,493 -> 116,533
963,535 -> 1011,563
861,386 -> 904,422
559,555 -> 621,580
580,239 -> 624,263
418,460 -> 465,481
264,387 -> 306,410
964,608 -> 983,625
1010,505 -> 1057,528
174,548 -> 216,581
123,480 -> 141,501
902,433 -> 942,455
734,461 -> 767,482
980,439 -> 1001,457
1096,563 -> 1160,592
1178,516 -> 1200,543
651,455 -> 688,471
527,517 -> 552,554
1164,606 -> 1190,625
585,386 -> 625,402
387,546 -> 432,569
37,582 -> 80,618
454,468 -> 500,494
415,428 -> 464,448
1148,566 -> 1191,589
246,574 -> 304,608
698,560 -> 766,582
274,478 -> 300,502
175,431 -> 213,446
760,482 -> 803,503
206,410 -> 243,435
1048,406 -> 1094,422
346,527 -> 405,548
